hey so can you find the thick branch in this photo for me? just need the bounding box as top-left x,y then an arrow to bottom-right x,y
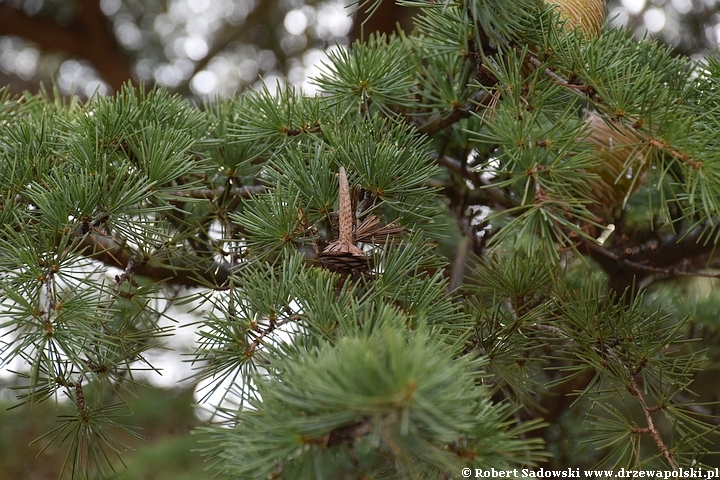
77,232 -> 229,288
71,185 -> 266,287
581,228 -> 720,293
433,153 -> 519,211
171,185 -> 265,200
417,90 -> 491,136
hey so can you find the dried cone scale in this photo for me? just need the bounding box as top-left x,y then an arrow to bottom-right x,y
548,0 -> 605,37
583,113 -> 649,216
354,215 -> 404,245
319,167 -> 370,272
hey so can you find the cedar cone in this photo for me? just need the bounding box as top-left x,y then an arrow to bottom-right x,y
583,113 -> 649,216
319,167 -> 370,273
548,0 -> 605,37
521,1 -> 604,76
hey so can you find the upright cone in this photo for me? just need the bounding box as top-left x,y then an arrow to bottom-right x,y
320,167 -> 370,273
583,113 -> 649,217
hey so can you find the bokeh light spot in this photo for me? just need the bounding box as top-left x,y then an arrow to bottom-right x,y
238,59 -> 259,82
644,8 -> 666,32
621,0 -> 647,14
184,35 -> 209,61
191,70 -> 219,95
188,0 -> 211,14
284,9 -> 308,35
100,0 -> 122,16
671,0 -> 692,14
116,21 -> 143,49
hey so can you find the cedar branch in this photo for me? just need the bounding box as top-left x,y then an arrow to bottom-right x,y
76,231 -> 230,288
627,379 -> 678,470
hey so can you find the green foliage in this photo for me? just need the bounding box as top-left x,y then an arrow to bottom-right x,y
2,0 -> 720,477
206,319 -> 545,479
313,33 -> 417,115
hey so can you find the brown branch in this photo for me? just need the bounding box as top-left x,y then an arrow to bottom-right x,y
350,1 -> 416,42
581,230 -> 720,293
171,185 -> 265,200
647,138 -> 702,169
0,2 -> 134,91
434,153 -> 483,185
524,50 -> 704,171
114,256 -> 137,291
417,90 -> 491,136
627,380 -> 677,470
433,153 -> 518,210
525,323 -> 572,340
76,231 -> 230,288
525,55 -> 590,97
53,185 -> 260,288
323,416 -> 374,447
247,316 -> 299,357
583,237 -> 718,278
74,376 -> 87,415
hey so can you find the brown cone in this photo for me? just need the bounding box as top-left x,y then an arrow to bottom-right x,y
583,113 -> 649,216
319,167 -> 370,273
548,0 -> 605,38
521,0 -> 604,77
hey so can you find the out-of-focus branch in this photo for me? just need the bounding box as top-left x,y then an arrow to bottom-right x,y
54,185 -> 263,288
0,2 -> 134,91
433,153 -> 518,211
417,90 -> 491,136
349,0 -> 416,42
171,185 -> 265,200
581,227 -> 720,293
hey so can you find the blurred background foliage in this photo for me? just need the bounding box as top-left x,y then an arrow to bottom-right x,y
0,385 -> 228,480
0,0 -> 716,100
2,0 -> 720,477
